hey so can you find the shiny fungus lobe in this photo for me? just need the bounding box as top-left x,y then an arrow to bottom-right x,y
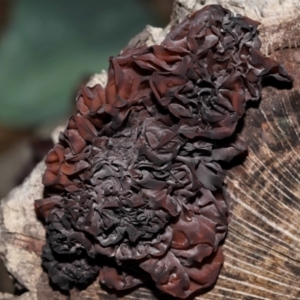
35,5 -> 292,299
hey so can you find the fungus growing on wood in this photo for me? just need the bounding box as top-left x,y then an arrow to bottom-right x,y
35,5 -> 292,299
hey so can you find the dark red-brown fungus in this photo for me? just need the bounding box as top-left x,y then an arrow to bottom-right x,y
35,5 -> 292,299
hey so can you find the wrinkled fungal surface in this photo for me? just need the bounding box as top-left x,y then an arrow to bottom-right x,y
35,5 -> 292,299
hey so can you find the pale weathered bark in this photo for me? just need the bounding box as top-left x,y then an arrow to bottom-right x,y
1,0 -> 300,299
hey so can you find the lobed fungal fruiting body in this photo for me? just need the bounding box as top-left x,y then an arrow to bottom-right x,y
35,5 -> 292,299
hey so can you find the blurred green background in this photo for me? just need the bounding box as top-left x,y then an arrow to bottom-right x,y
0,0 -> 170,129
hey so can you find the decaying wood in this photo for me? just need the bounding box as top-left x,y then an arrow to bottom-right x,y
1,0 -> 300,299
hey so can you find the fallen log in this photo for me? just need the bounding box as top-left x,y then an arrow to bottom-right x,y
1,0 -> 300,299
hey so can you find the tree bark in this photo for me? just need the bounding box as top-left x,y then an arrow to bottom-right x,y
1,0 -> 300,299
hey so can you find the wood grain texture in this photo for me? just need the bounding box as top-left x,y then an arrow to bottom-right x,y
1,0 -> 300,299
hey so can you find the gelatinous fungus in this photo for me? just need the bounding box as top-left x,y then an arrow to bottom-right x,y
35,5 -> 292,299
